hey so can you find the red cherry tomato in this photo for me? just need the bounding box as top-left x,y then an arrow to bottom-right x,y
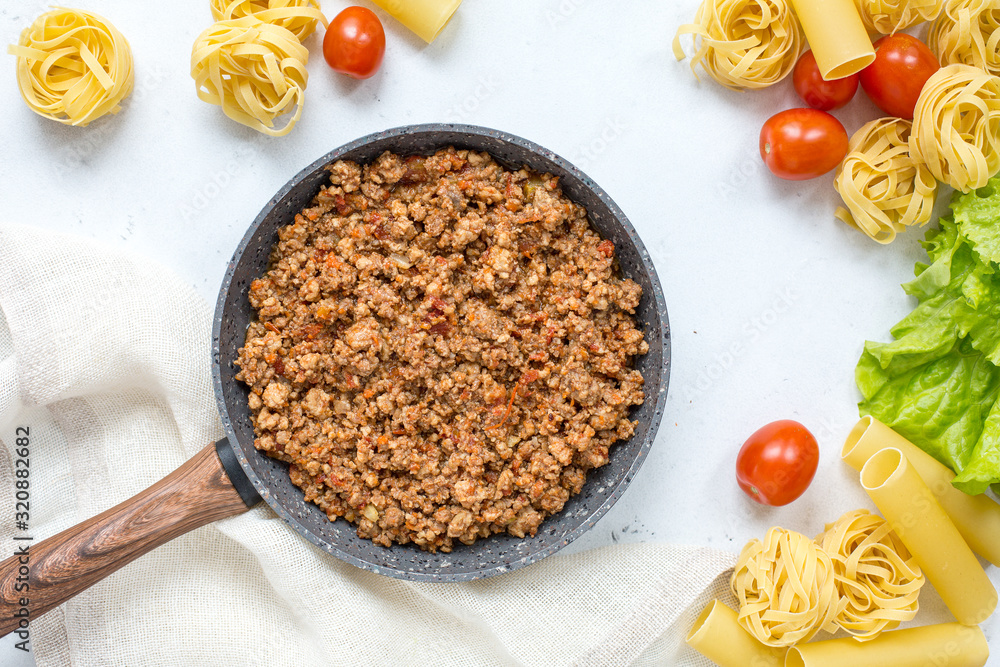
322,6 -> 386,80
792,50 -> 859,111
859,34 -> 940,119
759,109 -> 849,180
736,420 -> 819,506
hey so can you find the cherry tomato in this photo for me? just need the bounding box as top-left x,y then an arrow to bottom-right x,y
859,34 -> 940,119
759,109 -> 849,180
736,420 -> 819,506
792,50 -> 859,111
323,6 -> 386,80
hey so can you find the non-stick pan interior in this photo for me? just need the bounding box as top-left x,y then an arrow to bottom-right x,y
212,124 -> 670,581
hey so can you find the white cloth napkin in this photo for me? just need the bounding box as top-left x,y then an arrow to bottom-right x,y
0,223 -> 735,667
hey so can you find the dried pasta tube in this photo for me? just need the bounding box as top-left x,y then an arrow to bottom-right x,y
686,600 -> 786,667
786,623 -> 988,667
843,416 -> 1000,567
370,0 -> 462,43
788,0 -> 874,79
860,448 -> 997,625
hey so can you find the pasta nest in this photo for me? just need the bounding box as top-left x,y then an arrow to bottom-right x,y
7,8 -> 134,127
854,0 -> 943,35
834,118 -> 938,244
672,0 -> 804,90
928,0 -> 1000,77
731,527 -> 844,647
191,17 -> 309,137
816,510 -> 925,641
910,63 -> 1000,191
210,0 -> 327,42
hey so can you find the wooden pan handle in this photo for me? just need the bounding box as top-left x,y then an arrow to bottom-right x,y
0,442 -> 254,636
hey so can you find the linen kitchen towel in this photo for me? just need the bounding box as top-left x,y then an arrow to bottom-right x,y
0,223 -> 733,667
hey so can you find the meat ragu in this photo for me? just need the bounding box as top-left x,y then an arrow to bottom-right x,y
235,147 -> 648,552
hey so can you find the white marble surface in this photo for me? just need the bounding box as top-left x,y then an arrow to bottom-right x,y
0,0 -> 997,664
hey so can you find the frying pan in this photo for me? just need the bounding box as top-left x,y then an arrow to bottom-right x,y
0,124 -> 670,634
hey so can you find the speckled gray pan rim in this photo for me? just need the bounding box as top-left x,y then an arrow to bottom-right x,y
212,124 -> 671,582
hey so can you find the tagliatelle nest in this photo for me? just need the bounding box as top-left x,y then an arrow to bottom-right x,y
816,510 -> 925,641
7,8 -> 134,126
209,0 -> 327,42
672,0 -> 804,90
855,0 -> 943,35
190,17 -> 309,137
928,0 -> 1000,76
731,527 -> 844,647
834,118 -> 938,244
909,64 -> 1000,192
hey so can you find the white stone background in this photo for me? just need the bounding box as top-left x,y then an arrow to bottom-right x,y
0,0 -> 997,664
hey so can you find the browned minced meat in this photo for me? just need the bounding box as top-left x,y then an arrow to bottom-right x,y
235,148 -> 648,552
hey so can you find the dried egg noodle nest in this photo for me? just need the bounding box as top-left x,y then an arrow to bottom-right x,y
855,0 -> 942,35
210,0 -> 327,42
817,510 -> 925,641
672,0 -> 804,90
909,63 -> 1000,191
191,17 -> 308,137
731,527 -> 843,647
834,118 -> 937,244
7,8 -> 134,127
928,0 -> 1000,76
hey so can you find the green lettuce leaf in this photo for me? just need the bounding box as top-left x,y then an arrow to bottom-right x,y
859,339 -> 1000,478
954,399 -> 1000,494
952,182 -> 1000,269
857,177 -> 1000,494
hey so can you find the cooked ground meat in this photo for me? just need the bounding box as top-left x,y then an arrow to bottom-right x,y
235,147 -> 648,552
